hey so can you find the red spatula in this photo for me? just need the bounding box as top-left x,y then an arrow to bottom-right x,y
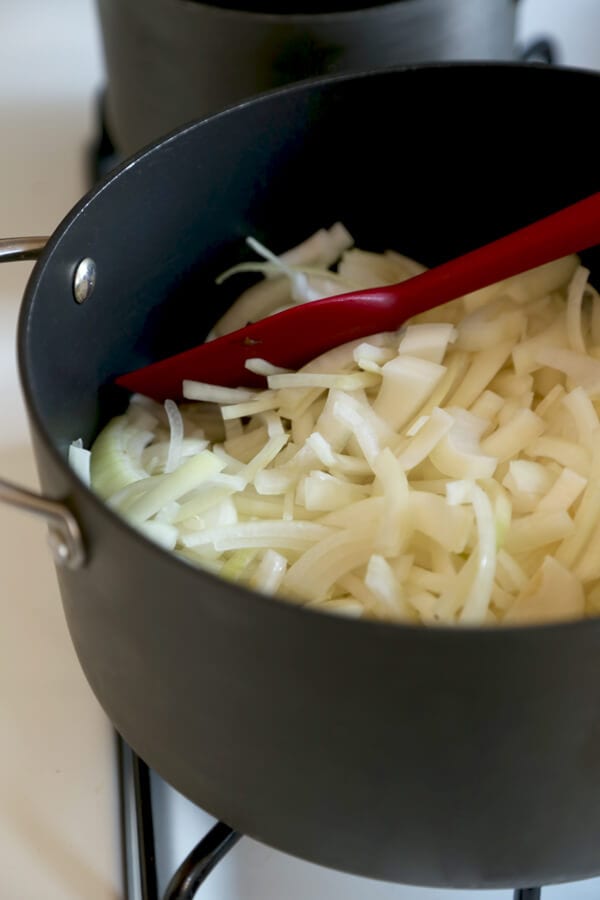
116,191 -> 600,401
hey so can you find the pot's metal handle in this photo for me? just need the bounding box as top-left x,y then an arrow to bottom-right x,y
0,235 -> 86,570
0,236 -> 49,262
0,478 -> 85,569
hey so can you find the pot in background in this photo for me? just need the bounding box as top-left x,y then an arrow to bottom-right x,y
95,0 -> 521,156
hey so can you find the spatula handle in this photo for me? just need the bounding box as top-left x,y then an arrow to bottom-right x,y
399,190 -> 600,315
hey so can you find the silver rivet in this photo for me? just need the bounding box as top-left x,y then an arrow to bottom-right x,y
73,257 -> 96,304
47,528 -> 70,567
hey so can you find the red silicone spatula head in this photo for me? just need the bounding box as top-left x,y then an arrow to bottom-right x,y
116,191 -> 600,401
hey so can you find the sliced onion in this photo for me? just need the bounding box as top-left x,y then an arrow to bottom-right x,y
85,231 -> 599,627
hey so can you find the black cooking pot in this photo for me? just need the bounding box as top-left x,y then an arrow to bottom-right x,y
95,0 -> 524,157
4,63 -> 600,889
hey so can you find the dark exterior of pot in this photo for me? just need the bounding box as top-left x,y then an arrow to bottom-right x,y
18,64 -> 600,887
95,0 -> 519,156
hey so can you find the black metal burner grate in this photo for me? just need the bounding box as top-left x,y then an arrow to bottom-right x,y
88,93 -> 122,184
119,738 -> 542,900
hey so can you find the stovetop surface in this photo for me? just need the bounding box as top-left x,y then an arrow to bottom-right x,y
0,3 -> 119,899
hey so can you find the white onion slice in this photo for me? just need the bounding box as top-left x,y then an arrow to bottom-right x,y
85,231 -> 599,627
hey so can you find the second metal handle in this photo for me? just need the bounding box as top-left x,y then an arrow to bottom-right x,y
0,236 -> 48,263
0,478 -> 86,569
0,235 -> 85,569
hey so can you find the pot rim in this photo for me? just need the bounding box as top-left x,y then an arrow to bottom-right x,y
18,60 -> 600,640
172,0 -> 448,24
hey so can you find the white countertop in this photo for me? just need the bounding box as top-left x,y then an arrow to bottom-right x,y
0,3 -> 121,898
1,3 -> 599,899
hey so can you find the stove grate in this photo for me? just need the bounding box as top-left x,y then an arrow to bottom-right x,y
119,738 -> 544,900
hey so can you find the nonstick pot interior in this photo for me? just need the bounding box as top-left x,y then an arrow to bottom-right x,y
18,64 -> 600,888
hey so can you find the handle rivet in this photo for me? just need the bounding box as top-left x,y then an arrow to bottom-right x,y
73,257 -> 96,304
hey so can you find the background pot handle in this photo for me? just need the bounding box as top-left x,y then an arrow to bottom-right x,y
0,236 -> 48,262
0,479 -> 85,569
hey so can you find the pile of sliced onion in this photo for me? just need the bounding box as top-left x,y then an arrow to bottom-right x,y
72,224 -> 600,626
